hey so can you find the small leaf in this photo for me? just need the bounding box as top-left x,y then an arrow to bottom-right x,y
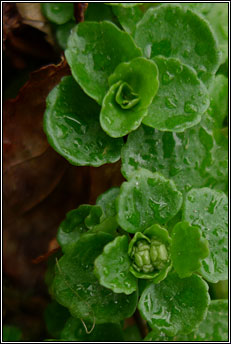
41,3 -> 74,24
183,188 -> 228,283
112,5 -> 143,35
142,56 -> 209,132
56,21 -> 76,50
84,206 -> 103,229
65,21 -> 142,104
134,4 -> 220,85
100,57 -> 159,137
117,168 -> 183,233
61,317 -> 124,341
138,272 -> 210,336
53,232 -> 138,324
171,221 -> 209,278
57,205 -> 92,254
44,76 -> 123,167
94,235 -> 137,295
96,187 -> 120,219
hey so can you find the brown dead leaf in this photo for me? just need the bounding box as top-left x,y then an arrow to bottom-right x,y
3,3 -> 22,46
16,3 -> 55,46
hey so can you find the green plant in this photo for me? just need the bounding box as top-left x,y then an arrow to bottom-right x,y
42,2 -> 228,341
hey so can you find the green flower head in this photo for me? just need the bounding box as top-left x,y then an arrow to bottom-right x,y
128,225 -> 172,282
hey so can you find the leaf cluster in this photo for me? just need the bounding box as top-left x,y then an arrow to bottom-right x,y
41,2 -> 228,342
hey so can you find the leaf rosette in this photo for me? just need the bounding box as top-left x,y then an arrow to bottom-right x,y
128,225 -> 172,281
100,57 -> 159,137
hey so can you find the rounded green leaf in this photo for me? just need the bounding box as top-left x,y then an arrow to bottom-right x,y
57,205 -> 92,254
112,5 -> 143,35
142,56 -> 209,132
65,21 -> 142,104
41,3 -> 74,24
96,187 -> 120,219
61,317 -> 124,342
121,119 -> 216,194
138,272 -> 210,336
100,57 -> 159,137
128,225 -> 172,282
117,168 -> 183,233
84,206 -> 103,230
44,76 -> 123,167
56,21 -> 75,50
134,4 -> 220,85
183,3 -> 228,64
176,300 -> 228,341
147,299 -> 228,341
171,221 -> 209,278
53,232 -> 138,324
94,235 -> 137,295
183,188 -> 228,283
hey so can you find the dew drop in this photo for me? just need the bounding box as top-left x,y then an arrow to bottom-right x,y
165,96 -> 177,109
184,101 -> 197,114
162,71 -> 175,85
124,281 -> 131,288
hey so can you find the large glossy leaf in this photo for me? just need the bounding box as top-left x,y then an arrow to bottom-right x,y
52,232 -> 138,324
138,272 -> 210,336
142,56 -> 209,132
117,169 -> 182,233
100,57 -> 159,137
183,188 -> 228,282
183,3 -> 228,64
65,21 -> 142,104
145,299 -> 228,341
61,317 -> 124,342
44,76 -> 123,167
121,116 -> 221,194
134,4 -> 220,85
94,235 -> 137,294
171,221 -> 209,278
